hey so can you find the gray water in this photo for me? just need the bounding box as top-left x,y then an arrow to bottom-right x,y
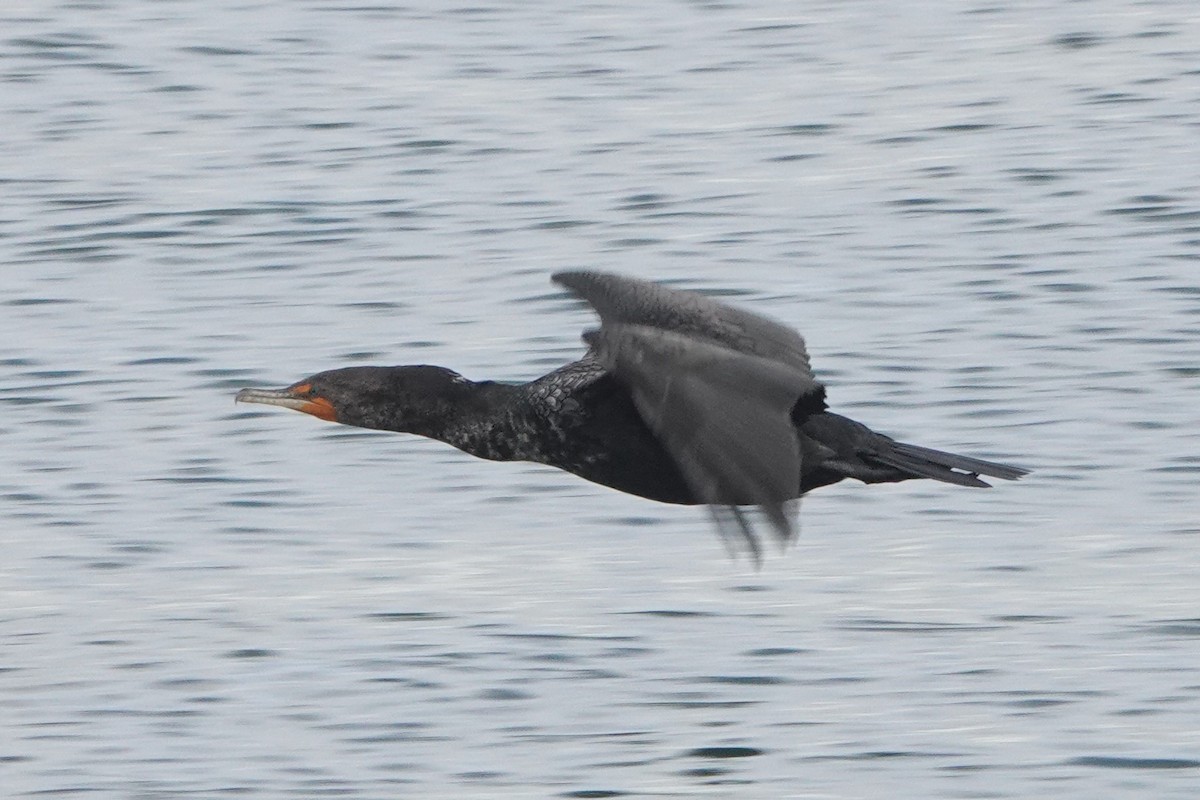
3,1 -> 1200,798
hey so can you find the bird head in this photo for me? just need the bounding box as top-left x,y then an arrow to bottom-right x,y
236,365 -> 470,433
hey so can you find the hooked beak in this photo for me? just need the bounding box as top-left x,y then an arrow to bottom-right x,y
235,384 -> 337,422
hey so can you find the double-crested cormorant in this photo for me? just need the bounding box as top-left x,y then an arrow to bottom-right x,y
237,271 -> 1027,559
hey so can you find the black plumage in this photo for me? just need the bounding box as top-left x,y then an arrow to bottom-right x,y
237,271 -> 1027,559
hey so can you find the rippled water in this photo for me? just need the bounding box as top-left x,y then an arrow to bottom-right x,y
4,1 -> 1200,798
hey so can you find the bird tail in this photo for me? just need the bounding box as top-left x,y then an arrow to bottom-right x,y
870,441 -> 1029,488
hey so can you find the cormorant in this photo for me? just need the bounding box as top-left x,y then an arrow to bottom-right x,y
236,271 -> 1027,559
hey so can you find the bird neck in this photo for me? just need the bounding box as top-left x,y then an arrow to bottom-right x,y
420,379 -> 545,462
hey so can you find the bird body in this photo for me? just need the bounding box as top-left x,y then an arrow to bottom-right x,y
237,271 -> 1026,557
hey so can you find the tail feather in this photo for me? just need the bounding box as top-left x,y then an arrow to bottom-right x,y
871,441 -> 1029,488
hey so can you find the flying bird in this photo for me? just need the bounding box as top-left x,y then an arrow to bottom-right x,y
237,271 -> 1027,559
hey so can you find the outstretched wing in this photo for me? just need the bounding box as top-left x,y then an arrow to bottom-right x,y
555,271 -> 821,558
554,270 -> 815,375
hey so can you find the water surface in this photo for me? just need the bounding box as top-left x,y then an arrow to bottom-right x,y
3,1 -> 1199,798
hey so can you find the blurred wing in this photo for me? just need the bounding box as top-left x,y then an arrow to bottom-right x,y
585,322 -> 811,556
554,270 -> 815,377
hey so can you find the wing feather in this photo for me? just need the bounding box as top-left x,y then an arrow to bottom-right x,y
583,322 -> 811,554
554,270 -> 815,376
